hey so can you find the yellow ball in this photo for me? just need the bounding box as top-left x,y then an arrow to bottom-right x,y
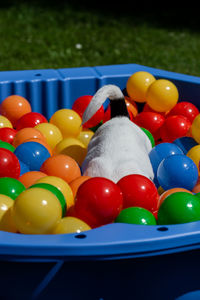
49,109 -> 82,138
187,145 -> 200,175
191,114 -> 200,144
52,216 -> 91,234
0,195 -> 17,233
53,137 -> 87,166
13,187 -> 62,234
126,71 -> 156,103
36,176 -> 74,209
78,129 -> 94,147
0,115 -> 13,128
146,79 -> 179,112
35,123 -> 63,150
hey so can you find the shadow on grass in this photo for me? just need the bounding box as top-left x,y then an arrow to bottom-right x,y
0,0 -> 199,32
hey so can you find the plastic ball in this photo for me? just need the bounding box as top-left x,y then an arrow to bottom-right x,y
0,95 -> 32,127
35,175 -> 74,209
72,95 -> 104,128
140,127 -> 155,147
14,141 -> 51,171
0,148 -> 20,178
73,177 -> 123,228
143,103 -> 167,116
0,195 -> 17,232
0,115 -> 13,128
69,176 -> 91,197
19,160 -> 30,176
125,97 -> 138,118
157,192 -> 200,225
173,136 -> 198,154
187,145 -> 200,175
191,114 -> 200,144
49,109 -> 82,138
77,129 -> 94,147
53,137 -> 87,166
0,140 -> 15,152
22,138 -> 53,156
160,115 -> 191,143
0,127 -> 17,144
149,142 -> 184,185
13,187 -> 62,234
146,79 -> 179,112
40,154 -> 81,184
167,101 -> 199,123
117,174 -> 159,213
19,171 -> 47,188
52,216 -> 91,234
158,187 -> 193,208
12,127 -> 46,148
0,177 -> 26,200
15,112 -> 48,130
115,207 -> 157,225
30,182 -> 67,217
134,111 -> 165,141
192,177 -> 200,193
35,123 -> 63,150
157,154 -> 198,191
126,71 -> 156,103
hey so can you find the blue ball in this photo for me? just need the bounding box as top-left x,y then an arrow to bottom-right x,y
14,141 -> 51,171
19,160 -> 30,176
157,154 -> 198,191
173,136 -> 198,154
149,142 -> 184,184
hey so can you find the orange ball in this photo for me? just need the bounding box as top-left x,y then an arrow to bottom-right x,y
159,187 -> 193,208
192,177 -> 200,193
13,127 -> 46,148
19,171 -> 47,188
69,176 -> 91,197
0,95 -> 32,127
125,97 -> 138,118
40,154 -> 81,184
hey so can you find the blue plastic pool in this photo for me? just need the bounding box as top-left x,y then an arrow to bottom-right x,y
0,64 -> 200,300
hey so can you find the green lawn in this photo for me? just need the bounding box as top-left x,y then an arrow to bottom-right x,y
0,1 -> 200,77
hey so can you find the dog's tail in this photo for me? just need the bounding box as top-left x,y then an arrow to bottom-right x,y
82,84 -> 129,125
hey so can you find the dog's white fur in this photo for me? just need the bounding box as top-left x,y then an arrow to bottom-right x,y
81,85 -> 154,183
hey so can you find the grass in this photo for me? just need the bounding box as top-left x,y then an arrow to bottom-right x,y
0,1 -> 200,76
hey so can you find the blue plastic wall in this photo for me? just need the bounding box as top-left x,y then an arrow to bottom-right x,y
1,64 -> 200,120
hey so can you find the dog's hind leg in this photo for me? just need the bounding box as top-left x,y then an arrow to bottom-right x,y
83,157 -> 113,180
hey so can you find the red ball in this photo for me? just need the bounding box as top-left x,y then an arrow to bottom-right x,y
0,148 -> 20,178
15,112 -> 48,130
73,177 -> 123,228
167,101 -> 199,123
160,115 -> 191,143
72,95 -> 104,128
117,174 -> 159,212
143,103 -> 166,116
0,127 -> 17,144
133,111 -> 165,140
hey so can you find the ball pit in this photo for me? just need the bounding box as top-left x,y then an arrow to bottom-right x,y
0,68 -> 200,235
0,64 -> 200,300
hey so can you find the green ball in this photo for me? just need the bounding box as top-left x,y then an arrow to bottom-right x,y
115,207 -> 157,225
157,192 -> 200,225
141,127 -> 155,148
30,182 -> 67,217
0,177 -> 26,200
0,140 -> 15,152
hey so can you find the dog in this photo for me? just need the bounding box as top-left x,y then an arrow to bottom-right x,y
81,84 -> 154,183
